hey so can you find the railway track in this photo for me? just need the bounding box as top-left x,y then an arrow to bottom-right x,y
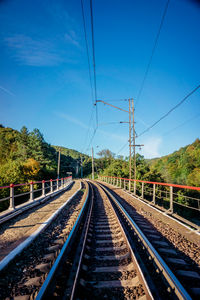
99,181 -> 200,299
0,180 -> 199,299
0,181 -> 86,299
36,181 -> 152,300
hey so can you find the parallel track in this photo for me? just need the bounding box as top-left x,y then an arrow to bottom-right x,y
1,180 -> 198,299
35,181 -> 195,299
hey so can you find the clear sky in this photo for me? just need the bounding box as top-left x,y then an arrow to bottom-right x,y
0,0 -> 199,159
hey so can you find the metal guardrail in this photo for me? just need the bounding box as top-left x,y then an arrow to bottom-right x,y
99,176 -> 200,227
0,176 -> 72,213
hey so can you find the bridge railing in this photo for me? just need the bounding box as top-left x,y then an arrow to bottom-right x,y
99,175 -> 200,227
0,176 -> 72,213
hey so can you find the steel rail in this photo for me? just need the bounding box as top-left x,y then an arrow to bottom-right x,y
98,182 -> 192,300
92,181 -> 154,300
0,181 -> 74,226
36,182 -> 90,300
69,181 -> 94,300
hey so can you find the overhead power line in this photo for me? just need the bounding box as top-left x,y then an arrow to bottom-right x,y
86,126 -> 98,152
90,0 -> 98,127
116,141 -> 128,155
81,0 -> 98,154
137,84 -> 200,138
135,0 -> 170,108
163,112 -> 200,136
80,0 -> 94,103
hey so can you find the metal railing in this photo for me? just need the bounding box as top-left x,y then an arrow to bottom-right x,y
0,176 -> 72,213
99,175 -> 200,227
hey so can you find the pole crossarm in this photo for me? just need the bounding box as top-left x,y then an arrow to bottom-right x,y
96,100 -> 129,113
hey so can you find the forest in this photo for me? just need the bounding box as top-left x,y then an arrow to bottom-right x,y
0,125 -> 200,188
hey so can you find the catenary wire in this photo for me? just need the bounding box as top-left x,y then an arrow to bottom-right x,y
90,0 -> 98,127
86,126 -> 98,152
137,84 -> 200,138
135,0 -> 170,109
163,112 -> 200,136
80,0 -> 94,103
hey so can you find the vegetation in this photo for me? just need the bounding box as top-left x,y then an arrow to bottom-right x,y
148,138 -> 200,187
1,124 -> 199,188
0,125 -> 89,188
0,125 -> 199,220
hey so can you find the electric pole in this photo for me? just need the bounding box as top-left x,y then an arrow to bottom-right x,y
132,99 -> 136,180
92,147 -> 94,180
57,149 -> 61,179
96,99 -> 144,182
129,99 -> 132,183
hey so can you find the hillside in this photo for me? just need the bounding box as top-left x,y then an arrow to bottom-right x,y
148,139 -> 200,186
0,125 -> 89,186
0,124 -> 200,188
53,145 -> 89,160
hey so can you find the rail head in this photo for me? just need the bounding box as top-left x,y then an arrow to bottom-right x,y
92,181 -> 154,300
98,182 -> 192,300
36,181 -> 90,300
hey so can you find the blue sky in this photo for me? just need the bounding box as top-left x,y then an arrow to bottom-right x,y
0,0 -> 199,159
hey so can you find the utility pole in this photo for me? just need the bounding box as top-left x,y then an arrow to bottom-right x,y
57,149 -> 61,179
132,99 -> 136,180
96,99 -> 144,182
129,99 -> 132,183
92,147 -> 94,180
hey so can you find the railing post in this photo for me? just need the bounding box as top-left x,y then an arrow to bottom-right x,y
141,182 -> 144,198
134,181 -> 136,195
50,179 -> 53,193
120,178 -> 122,188
61,178 -> 64,189
117,178 -> 119,186
124,179 -> 126,190
9,184 -> 15,210
57,179 -> 59,190
152,184 -> 156,205
42,180 -> 45,196
30,181 -> 34,201
170,186 -> 173,213
129,180 -> 131,192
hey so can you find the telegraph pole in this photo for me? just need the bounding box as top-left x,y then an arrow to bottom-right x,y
129,99 -> 132,185
57,149 -> 61,179
92,147 -> 94,180
96,99 -> 143,182
132,99 -> 136,180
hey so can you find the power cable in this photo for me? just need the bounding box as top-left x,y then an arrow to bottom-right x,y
137,84 -> 200,138
86,126 -> 98,152
90,0 -> 98,127
163,112 -> 200,136
80,0 -> 94,103
81,107 -> 95,153
116,141 -> 129,155
135,0 -> 170,108
80,0 -> 98,154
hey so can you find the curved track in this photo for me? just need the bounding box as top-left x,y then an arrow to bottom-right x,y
1,180 -> 199,299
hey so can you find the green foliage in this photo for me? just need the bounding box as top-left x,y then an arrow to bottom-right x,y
0,126 -> 90,189
1,125 -> 199,190
149,138 -> 200,186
